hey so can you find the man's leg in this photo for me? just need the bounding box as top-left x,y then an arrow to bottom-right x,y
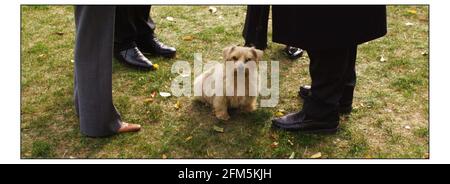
339,46 -> 357,114
74,5 -> 121,137
132,5 -> 176,58
272,46 -> 356,132
114,5 -> 154,69
242,5 -> 270,50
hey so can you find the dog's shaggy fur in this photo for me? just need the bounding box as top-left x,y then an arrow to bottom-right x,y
194,46 -> 263,120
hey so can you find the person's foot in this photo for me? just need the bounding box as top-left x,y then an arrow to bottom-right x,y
117,122 -> 141,133
272,111 -> 339,133
139,37 -> 176,58
298,85 -> 353,115
284,46 -> 304,60
114,47 -> 155,70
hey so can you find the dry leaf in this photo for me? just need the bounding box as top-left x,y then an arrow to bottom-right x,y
162,154 -> 167,159
38,54 -> 46,58
287,139 -> 294,146
421,51 -> 428,56
405,22 -> 414,26
166,16 -> 174,21
54,31 -> 64,36
289,152 -> 295,159
182,35 -> 194,41
151,91 -> 157,98
407,9 -> 417,15
159,92 -> 171,97
275,109 -> 285,117
404,125 -> 411,130
380,56 -> 387,62
185,136 -> 192,142
208,6 -> 217,14
213,125 -> 224,133
310,152 -> 322,158
270,141 -> 279,148
174,101 -> 181,110
144,98 -> 154,103
70,59 -> 74,63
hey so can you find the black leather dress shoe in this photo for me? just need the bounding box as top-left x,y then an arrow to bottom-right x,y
298,85 -> 352,115
114,47 -> 154,70
284,46 -> 304,60
272,111 -> 339,133
138,37 -> 176,58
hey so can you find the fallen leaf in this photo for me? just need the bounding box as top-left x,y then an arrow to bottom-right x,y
144,98 -> 154,103
275,109 -> 285,117
404,125 -> 411,130
405,22 -> 414,26
421,51 -> 428,56
182,35 -> 194,41
287,139 -> 294,146
54,31 -> 64,36
380,56 -> 387,62
38,54 -> 46,58
185,136 -> 192,142
310,152 -> 322,158
289,152 -> 295,159
208,6 -> 217,14
152,63 -> 159,70
151,91 -> 157,98
213,125 -> 224,133
270,141 -> 279,148
159,92 -> 171,97
174,101 -> 181,110
70,59 -> 74,63
166,16 -> 174,21
162,154 -> 167,159
407,9 -> 417,15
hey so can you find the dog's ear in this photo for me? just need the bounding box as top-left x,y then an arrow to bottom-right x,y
223,46 -> 236,60
251,48 -> 264,61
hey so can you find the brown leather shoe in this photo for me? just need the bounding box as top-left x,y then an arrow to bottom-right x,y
117,122 -> 141,133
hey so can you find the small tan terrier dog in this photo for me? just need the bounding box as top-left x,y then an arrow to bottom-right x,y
194,46 -> 264,120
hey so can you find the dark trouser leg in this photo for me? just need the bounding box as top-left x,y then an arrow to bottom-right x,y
135,5 -> 156,42
74,5 -> 121,137
242,5 -> 270,50
340,46 -> 357,109
115,5 -> 155,51
303,46 -> 357,121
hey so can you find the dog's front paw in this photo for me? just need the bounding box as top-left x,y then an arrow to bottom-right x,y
215,111 -> 230,121
242,104 -> 257,113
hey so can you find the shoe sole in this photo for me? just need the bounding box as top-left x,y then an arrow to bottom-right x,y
114,55 -> 153,71
272,123 -> 338,134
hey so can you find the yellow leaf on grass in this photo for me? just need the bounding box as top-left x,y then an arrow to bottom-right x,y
182,35 -> 194,41
144,98 -> 154,103
310,152 -> 322,158
152,63 -> 159,70
162,154 -> 168,159
213,125 -> 224,133
185,136 -> 192,142
174,101 -> 181,110
275,109 -> 285,117
407,9 -> 417,15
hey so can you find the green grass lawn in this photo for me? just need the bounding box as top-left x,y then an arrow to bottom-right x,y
20,5 -> 429,158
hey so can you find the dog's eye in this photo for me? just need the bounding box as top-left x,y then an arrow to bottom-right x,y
232,56 -> 238,61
